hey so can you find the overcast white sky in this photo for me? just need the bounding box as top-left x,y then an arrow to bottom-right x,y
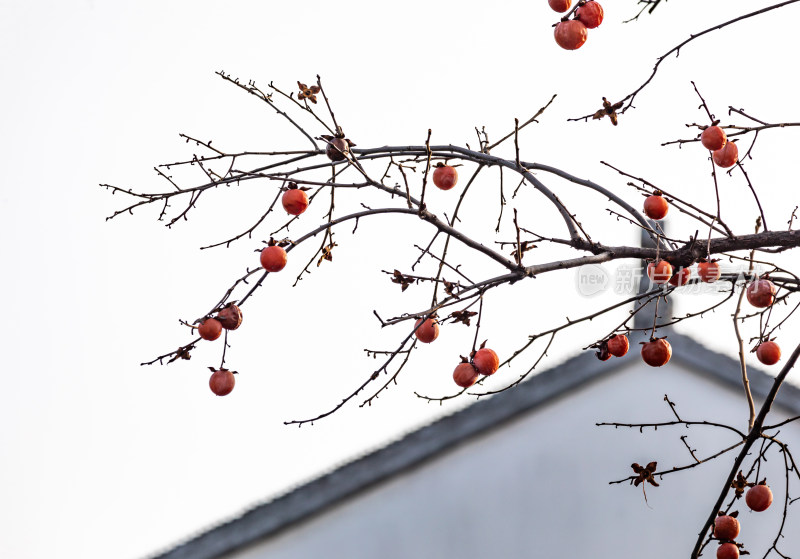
2,1 -> 800,558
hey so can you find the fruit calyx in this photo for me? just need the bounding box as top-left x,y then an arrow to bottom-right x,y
283,181 -> 311,192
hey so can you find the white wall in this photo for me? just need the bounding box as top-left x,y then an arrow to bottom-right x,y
225,359 -> 800,558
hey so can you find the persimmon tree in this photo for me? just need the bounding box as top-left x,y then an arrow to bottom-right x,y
104,1 -> 800,557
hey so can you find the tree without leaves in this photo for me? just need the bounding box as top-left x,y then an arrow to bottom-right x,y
104,2 -> 800,557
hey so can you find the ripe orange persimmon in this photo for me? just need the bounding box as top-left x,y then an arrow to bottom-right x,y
746,278 -> 776,308
716,543 -> 739,559
432,165 -> 458,190
576,1 -> 603,28
209,369 -> 235,396
714,514 -> 740,541
261,246 -> 288,272
548,0 -> 571,12
701,126 -> 727,151
607,335 -> 629,357
756,341 -> 781,366
713,142 -> 738,168
473,348 -> 499,375
414,318 -> 439,344
198,318 -> 223,341
669,267 -> 691,287
216,304 -> 242,330
641,338 -> 672,367
554,20 -> 588,50
453,362 -> 480,388
697,261 -> 721,283
643,194 -> 668,220
282,188 -> 309,216
647,260 -> 673,284
745,483 -> 773,512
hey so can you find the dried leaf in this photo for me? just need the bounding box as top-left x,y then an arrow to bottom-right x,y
316,242 -> 337,266
390,270 -> 415,292
443,279 -> 461,298
449,310 -> 478,326
169,345 -> 194,363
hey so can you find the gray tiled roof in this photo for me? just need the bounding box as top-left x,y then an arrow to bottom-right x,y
147,333 -> 800,559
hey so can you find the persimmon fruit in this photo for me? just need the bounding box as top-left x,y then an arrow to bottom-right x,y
198,318 -> 223,341
453,362 -> 480,388
669,267 -> 691,287
282,188 -> 309,216
261,246 -> 288,272
326,137 -> 349,162
554,20 -> 588,50
216,304 -> 242,330
414,318 -> 439,344
607,335 -> 629,357
643,194 -> 668,220
716,543 -> 739,559
647,260 -> 673,284
576,1 -> 603,28
714,514 -> 740,541
701,126 -> 727,151
746,278 -> 776,308
697,261 -> 721,283
209,369 -> 235,396
756,341 -> 781,366
641,338 -> 672,367
745,483 -> 773,512
432,165 -> 458,191
473,348 -> 499,376
713,142 -> 738,168
548,0 -> 571,12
